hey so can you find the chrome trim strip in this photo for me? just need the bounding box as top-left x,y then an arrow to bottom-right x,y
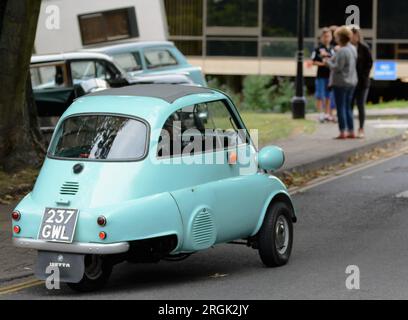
13,238 -> 129,255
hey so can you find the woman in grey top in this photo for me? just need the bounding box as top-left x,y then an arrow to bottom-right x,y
324,26 -> 358,139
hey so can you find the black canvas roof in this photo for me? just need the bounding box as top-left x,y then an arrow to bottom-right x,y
87,84 -> 214,103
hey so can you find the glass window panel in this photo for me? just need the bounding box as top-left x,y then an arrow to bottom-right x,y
262,0 -> 315,37
319,0 -> 372,28
112,53 -> 143,73
164,0 -> 203,36
207,40 -> 258,57
104,9 -> 130,40
173,40 -> 203,56
262,41 -> 314,58
144,49 -> 178,69
30,65 -> 68,89
207,0 -> 258,27
378,0 -> 408,39
50,115 -> 148,160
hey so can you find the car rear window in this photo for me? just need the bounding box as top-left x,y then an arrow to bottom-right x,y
49,115 -> 148,161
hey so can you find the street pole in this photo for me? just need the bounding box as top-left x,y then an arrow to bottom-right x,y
291,0 -> 306,119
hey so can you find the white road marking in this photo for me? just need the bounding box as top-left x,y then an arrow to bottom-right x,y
396,190 -> 408,198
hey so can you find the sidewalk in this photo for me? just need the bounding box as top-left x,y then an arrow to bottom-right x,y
275,116 -> 407,174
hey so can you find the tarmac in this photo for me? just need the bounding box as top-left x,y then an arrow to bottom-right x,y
1,108 -> 408,285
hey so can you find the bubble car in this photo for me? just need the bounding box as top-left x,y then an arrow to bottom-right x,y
12,84 -> 296,292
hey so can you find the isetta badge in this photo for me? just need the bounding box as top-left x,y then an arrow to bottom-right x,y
38,208 -> 79,243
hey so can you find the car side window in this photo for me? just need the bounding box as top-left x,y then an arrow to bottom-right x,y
70,60 -> 114,84
157,100 -> 244,158
112,52 -> 143,73
144,49 -> 178,69
30,64 -> 68,89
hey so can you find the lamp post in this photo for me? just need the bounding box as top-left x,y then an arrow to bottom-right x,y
291,0 -> 306,119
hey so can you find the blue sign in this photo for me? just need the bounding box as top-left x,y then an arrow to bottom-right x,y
374,61 -> 397,81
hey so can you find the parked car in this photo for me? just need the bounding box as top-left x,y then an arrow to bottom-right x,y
30,52 -> 129,117
30,52 -> 198,117
12,84 -> 296,292
84,41 -> 206,86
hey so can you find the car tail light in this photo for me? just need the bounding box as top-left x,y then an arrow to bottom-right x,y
13,225 -> 21,234
97,216 -> 107,226
11,211 -> 21,221
99,231 -> 107,240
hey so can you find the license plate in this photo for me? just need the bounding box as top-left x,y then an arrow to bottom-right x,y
38,208 -> 79,243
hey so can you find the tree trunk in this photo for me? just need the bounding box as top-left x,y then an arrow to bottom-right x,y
0,0 -> 44,173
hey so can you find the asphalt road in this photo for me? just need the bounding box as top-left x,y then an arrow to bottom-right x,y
3,153 -> 408,299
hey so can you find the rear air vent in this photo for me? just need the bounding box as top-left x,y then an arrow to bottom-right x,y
60,182 -> 79,195
192,208 -> 216,250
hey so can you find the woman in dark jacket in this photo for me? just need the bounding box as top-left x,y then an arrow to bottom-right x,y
351,27 -> 373,138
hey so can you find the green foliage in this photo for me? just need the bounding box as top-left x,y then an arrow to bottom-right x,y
242,76 -> 274,111
241,76 -> 295,112
207,77 -> 242,108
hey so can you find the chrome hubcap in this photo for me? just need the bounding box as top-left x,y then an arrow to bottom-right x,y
275,215 -> 289,255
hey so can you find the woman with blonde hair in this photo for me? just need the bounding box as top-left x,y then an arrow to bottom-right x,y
324,26 -> 358,139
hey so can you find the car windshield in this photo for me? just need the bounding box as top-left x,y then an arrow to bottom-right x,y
49,115 -> 148,160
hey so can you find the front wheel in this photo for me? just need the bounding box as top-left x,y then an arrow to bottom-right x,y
258,201 -> 293,267
67,255 -> 112,292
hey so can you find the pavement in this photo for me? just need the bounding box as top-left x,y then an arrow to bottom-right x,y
3,152 -> 408,299
275,116 -> 408,174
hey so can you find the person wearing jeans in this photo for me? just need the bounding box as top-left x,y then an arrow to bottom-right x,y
351,27 -> 373,138
324,26 -> 358,139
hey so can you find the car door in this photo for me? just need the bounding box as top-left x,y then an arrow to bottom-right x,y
166,100 -> 263,250
30,62 -> 75,117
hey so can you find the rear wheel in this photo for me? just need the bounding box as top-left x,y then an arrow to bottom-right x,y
67,255 -> 112,292
258,201 -> 293,267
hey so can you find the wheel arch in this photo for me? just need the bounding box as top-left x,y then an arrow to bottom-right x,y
251,191 -> 297,237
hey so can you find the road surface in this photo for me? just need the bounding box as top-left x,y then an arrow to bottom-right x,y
2,153 -> 408,299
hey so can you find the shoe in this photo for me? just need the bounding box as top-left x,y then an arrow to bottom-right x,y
335,133 -> 347,139
318,114 -> 325,123
357,129 -> 365,139
347,132 -> 356,139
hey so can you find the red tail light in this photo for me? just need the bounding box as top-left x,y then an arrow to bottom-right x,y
11,211 -> 21,221
13,225 -> 21,234
99,231 -> 107,240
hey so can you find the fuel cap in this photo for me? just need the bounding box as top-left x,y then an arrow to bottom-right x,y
73,163 -> 84,174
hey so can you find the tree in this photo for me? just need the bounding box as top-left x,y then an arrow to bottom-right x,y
0,0 -> 44,173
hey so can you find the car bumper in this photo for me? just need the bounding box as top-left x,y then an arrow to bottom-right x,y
13,238 -> 129,255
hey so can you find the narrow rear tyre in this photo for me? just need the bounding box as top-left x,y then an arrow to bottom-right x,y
258,201 -> 293,267
67,255 -> 112,292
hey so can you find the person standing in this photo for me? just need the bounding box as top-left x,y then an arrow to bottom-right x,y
324,26 -> 358,139
351,27 -> 373,138
311,28 -> 335,123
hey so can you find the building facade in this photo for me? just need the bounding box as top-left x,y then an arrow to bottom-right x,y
164,0 -> 408,81
34,0 -> 408,85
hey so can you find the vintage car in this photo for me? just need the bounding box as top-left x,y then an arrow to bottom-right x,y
12,84 -> 296,292
30,51 -> 197,118
84,41 -> 206,86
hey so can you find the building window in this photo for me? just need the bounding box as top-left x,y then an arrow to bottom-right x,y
207,0 -> 258,27
207,39 -> 258,57
164,0 -> 203,36
319,0 -> 372,29
173,40 -> 203,56
377,43 -> 408,60
78,7 -> 139,45
262,0 -> 315,37
377,0 -> 408,39
262,40 -> 314,58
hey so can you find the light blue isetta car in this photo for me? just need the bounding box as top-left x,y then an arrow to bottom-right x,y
12,84 -> 296,292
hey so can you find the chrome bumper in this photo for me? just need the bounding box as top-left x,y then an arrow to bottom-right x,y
13,238 -> 129,255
